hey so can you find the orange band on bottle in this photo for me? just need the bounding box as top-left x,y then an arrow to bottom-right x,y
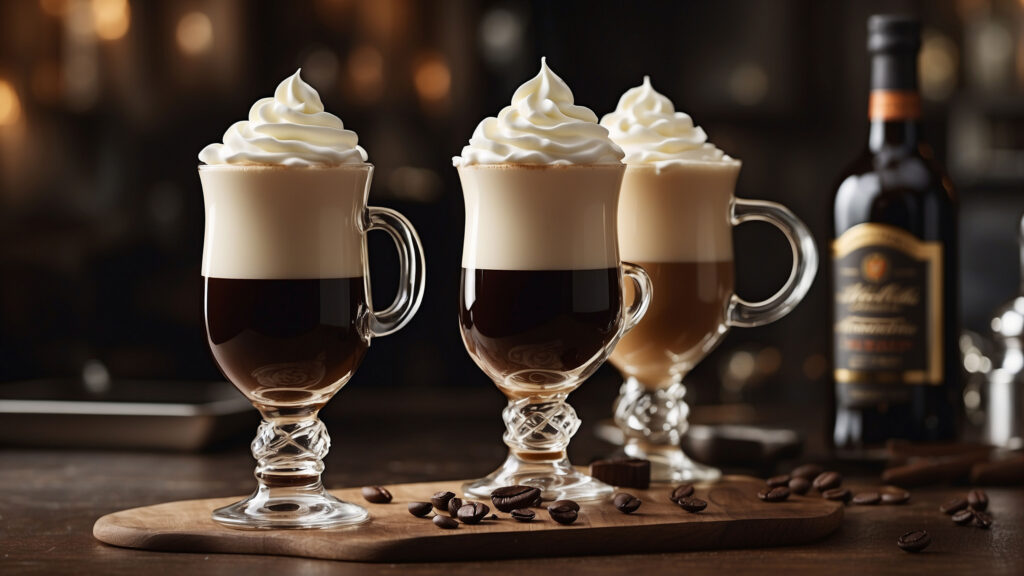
869,91 -> 921,121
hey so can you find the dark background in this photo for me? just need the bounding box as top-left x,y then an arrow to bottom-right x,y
1,0 -> 1022,417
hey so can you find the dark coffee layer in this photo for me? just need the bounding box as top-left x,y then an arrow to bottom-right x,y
205,277 -> 369,409
460,268 -> 622,387
610,261 -> 733,388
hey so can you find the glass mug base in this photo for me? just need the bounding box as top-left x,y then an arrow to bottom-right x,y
622,441 -> 722,483
212,484 -> 369,530
462,452 -> 614,502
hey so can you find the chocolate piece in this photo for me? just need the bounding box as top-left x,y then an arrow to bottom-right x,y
408,502 -> 433,517
882,453 -> 985,487
361,486 -> 392,504
613,492 -> 642,514
970,455 -> 1024,485
896,530 -> 931,553
490,485 -> 542,513
589,458 -> 651,489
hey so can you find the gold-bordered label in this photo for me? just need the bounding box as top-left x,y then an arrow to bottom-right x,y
869,90 -> 921,121
832,223 -> 942,395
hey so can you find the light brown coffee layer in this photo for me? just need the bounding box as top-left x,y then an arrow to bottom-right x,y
200,165 -> 369,279
617,163 -> 739,263
459,164 -> 625,271
611,260 -> 734,389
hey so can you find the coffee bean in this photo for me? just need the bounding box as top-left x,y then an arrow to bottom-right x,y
952,509 -> 976,525
510,508 -> 535,522
613,492 -> 642,514
766,474 -> 791,488
457,502 -> 490,525
548,499 -> 580,512
788,477 -> 811,495
675,497 -> 708,513
490,485 -> 542,513
430,490 -> 455,510
548,503 -> 579,525
670,484 -> 695,502
432,515 -> 459,529
880,488 -> 910,505
823,488 -> 852,503
852,492 -> 881,505
967,489 -> 989,512
791,464 -> 824,480
812,471 -> 842,492
447,497 -> 463,517
896,530 -> 931,553
361,486 -> 392,504
757,486 -> 790,502
408,501 -> 432,517
973,511 -> 993,529
939,497 -> 968,515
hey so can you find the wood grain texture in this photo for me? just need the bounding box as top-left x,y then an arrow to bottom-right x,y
93,476 -> 843,562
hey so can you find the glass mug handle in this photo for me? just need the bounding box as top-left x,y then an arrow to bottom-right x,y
727,198 -> 818,328
364,206 -> 427,337
621,262 -> 654,334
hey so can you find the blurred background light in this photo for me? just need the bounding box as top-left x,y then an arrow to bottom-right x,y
176,11 -> 214,57
348,44 -> 384,103
480,8 -> 524,65
921,30 -> 960,101
91,0 -> 130,41
301,48 -> 340,93
413,53 -> 451,104
39,0 -> 70,17
728,62 -> 769,106
0,80 -> 23,127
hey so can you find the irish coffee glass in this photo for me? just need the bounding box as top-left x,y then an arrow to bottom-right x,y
200,164 -> 425,529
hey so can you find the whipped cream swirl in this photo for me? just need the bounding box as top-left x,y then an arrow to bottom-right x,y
199,70 -> 367,166
600,76 -> 733,169
453,58 -> 623,166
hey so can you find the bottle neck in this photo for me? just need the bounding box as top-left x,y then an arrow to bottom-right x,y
867,50 -> 921,152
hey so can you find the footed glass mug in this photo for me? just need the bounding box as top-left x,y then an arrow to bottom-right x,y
458,163 -> 653,501
200,164 -> 425,528
609,161 -> 817,482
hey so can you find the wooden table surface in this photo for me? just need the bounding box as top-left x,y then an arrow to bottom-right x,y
1,382 -> 1022,575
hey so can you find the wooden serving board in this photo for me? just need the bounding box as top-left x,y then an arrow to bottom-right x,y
93,475 -> 843,562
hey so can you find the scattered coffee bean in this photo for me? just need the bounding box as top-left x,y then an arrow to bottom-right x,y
490,485 -> 542,513
788,477 -> 811,495
675,497 -> 708,513
590,458 -> 651,489
880,488 -> 910,505
896,530 -> 931,553
939,497 -> 968,515
432,515 -> 459,529
951,508 -> 976,525
430,490 -> 455,510
812,471 -> 842,492
613,492 -> 642,514
510,508 -> 535,522
361,486 -> 392,504
408,501 -> 433,517
758,486 -> 790,502
973,511 -> 993,529
766,474 -> 791,488
670,484 -> 695,502
791,464 -> 824,480
967,489 -> 989,512
447,497 -> 463,517
852,492 -> 881,505
548,499 -> 580,512
457,502 -> 490,524
823,488 -> 852,503
548,503 -> 579,525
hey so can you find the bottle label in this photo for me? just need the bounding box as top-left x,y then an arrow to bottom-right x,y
833,223 -> 943,398
869,90 -> 921,121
